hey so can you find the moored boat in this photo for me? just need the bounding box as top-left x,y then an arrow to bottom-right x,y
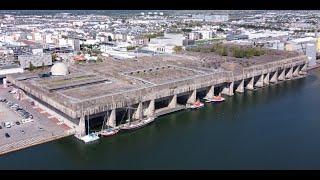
100,128 -> 119,137
187,100 -> 204,109
204,94 -> 225,103
120,116 -> 155,131
80,133 -> 100,143
79,113 -> 100,143
100,111 -> 119,137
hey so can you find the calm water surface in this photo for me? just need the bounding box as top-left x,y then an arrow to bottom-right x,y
1,69 -> 320,170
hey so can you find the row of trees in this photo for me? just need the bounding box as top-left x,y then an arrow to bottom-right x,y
143,32 -> 164,39
211,44 -> 228,56
28,62 -> 46,71
186,44 -> 266,59
126,46 -> 137,51
173,46 -> 183,53
231,46 -> 265,58
237,24 -> 286,31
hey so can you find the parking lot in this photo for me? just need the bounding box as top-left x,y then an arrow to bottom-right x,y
0,85 -> 73,155
0,101 -> 46,145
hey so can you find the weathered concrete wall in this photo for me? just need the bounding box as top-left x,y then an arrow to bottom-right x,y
8,55 -> 309,120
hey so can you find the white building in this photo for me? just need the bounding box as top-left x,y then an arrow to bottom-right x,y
32,48 -> 43,55
18,54 -> 52,69
285,37 -> 316,53
199,30 -> 215,40
306,43 -> 317,67
188,32 -> 201,40
146,33 -> 185,54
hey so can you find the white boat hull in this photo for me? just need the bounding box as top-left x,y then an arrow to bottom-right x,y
120,117 -> 155,131
204,97 -> 225,103
100,129 -> 119,137
79,133 -> 100,143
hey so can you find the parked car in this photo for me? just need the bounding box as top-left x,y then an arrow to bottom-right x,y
15,121 -> 20,125
5,133 -> 10,138
9,89 -> 17,94
22,118 -> 34,124
0,125 -> 2,129
4,122 -> 11,128
20,130 -> 25,134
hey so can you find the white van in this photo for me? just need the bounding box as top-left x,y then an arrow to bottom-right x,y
5,122 -> 11,128
21,118 -> 34,124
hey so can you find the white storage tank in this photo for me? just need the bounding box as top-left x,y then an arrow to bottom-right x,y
51,62 -> 69,76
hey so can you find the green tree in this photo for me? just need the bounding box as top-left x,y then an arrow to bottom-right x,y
244,48 -> 254,58
29,62 -> 35,71
52,53 -> 57,62
173,46 -> 183,53
216,28 -> 225,33
182,28 -> 192,33
221,46 -> 228,56
126,46 -> 136,51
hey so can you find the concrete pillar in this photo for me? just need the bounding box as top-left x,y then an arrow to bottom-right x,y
263,73 -> 270,85
107,109 -> 116,128
285,67 -> 293,79
255,74 -> 264,87
270,71 -> 278,83
293,65 -> 300,77
187,90 -> 197,104
300,63 -> 308,73
144,100 -> 155,117
278,69 -> 286,81
3,78 -> 7,88
168,94 -> 177,108
246,77 -> 254,90
205,85 -> 214,98
133,102 -> 143,120
221,82 -> 234,96
235,80 -> 244,93
76,115 -> 86,136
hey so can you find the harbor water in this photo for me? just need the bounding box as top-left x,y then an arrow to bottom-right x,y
1,68 -> 320,170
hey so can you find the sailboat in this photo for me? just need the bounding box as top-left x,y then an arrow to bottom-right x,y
100,112 -> 119,137
120,106 -> 155,132
80,113 -> 100,143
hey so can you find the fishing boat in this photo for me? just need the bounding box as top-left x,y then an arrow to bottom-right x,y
187,99 -> 204,109
79,113 -> 100,143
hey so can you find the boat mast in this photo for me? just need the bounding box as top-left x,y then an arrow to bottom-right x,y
87,112 -> 90,135
101,114 -> 106,132
105,111 -> 109,130
128,107 -> 131,124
